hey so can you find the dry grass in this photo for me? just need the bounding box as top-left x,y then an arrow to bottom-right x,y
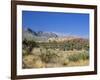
67,60 -> 89,66
23,48 -> 89,68
23,55 -> 45,68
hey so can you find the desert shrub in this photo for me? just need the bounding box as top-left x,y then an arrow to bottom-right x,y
40,48 -> 69,66
83,44 -> 89,51
81,51 -> 89,60
23,55 -> 45,68
40,49 -> 60,63
31,48 -> 41,56
63,38 -> 89,51
68,54 -> 79,62
68,51 -> 89,62
22,49 -> 29,56
62,59 -> 69,65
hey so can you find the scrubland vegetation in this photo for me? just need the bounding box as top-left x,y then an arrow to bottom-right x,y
22,38 -> 89,68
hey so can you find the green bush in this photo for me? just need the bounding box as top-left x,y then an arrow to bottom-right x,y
68,51 -> 89,62
23,39 -> 39,53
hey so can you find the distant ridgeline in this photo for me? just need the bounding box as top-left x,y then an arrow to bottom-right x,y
22,27 -> 89,51
22,27 -> 58,42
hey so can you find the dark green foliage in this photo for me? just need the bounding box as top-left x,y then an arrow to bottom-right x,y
22,39 -> 39,53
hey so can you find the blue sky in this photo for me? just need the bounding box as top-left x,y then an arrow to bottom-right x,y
22,11 -> 89,38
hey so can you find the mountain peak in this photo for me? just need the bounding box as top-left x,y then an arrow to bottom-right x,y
22,27 -> 58,41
